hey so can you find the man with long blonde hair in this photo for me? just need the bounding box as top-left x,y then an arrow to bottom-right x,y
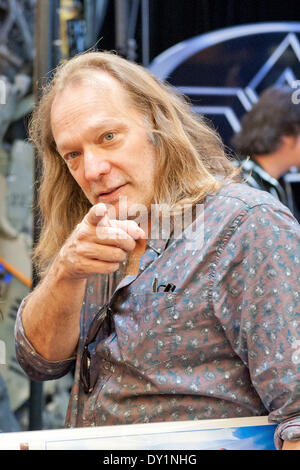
15,51 -> 300,449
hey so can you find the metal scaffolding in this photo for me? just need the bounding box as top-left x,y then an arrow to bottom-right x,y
30,0 -> 61,431
114,0 -> 150,65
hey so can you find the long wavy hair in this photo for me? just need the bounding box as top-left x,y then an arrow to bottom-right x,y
29,50 -> 239,275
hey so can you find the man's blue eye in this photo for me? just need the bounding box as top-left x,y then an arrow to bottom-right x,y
68,152 -> 79,159
104,132 -> 115,141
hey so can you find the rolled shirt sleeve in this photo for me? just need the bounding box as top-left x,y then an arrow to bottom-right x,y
15,295 -> 75,381
212,202 -> 300,449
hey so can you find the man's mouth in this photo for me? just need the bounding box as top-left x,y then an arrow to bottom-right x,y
97,184 -> 126,199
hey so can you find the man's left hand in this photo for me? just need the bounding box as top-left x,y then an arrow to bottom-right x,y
282,440 -> 300,450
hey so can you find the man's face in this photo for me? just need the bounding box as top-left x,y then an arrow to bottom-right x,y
51,72 -> 157,220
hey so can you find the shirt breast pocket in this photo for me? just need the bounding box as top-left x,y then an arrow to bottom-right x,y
113,291 -> 196,372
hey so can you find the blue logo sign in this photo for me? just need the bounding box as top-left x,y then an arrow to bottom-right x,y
149,22 -> 300,146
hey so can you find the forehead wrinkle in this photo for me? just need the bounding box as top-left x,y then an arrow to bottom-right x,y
51,88 -> 131,151
52,72 -> 132,120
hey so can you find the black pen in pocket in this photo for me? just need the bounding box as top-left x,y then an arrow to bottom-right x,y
152,275 -> 158,292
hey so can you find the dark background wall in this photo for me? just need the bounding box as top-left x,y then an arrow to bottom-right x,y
99,0 -> 300,64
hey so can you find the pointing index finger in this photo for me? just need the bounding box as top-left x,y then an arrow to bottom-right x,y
85,203 -> 111,227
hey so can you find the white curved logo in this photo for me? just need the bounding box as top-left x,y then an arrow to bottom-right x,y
150,24 -> 300,135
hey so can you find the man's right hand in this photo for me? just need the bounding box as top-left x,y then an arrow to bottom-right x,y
20,203 -> 145,361
55,203 -> 145,280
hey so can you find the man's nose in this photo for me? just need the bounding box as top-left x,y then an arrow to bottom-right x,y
83,148 -> 111,181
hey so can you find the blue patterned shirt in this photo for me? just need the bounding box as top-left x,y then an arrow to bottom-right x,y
15,183 -> 300,449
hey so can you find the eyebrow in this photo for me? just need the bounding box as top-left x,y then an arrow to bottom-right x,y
55,118 -> 129,153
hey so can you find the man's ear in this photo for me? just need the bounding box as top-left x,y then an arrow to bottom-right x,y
281,135 -> 298,149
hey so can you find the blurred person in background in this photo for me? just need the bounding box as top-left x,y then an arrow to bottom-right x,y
232,86 -> 300,220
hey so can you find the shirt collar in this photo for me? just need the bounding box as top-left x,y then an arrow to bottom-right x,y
242,158 -> 281,186
147,237 -> 170,255
146,212 -> 176,254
